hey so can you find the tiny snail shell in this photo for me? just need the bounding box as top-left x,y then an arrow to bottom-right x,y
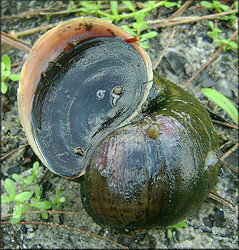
147,122 -> 161,139
18,17 -> 219,231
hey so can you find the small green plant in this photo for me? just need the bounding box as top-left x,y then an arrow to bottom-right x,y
166,221 -> 188,239
201,0 -> 238,28
74,1 -> 102,16
201,1 -> 230,12
121,12 -> 158,48
207,21 -> 238,52
201,88 -> 238,124
1,55 -> 20,94
67,0 -> 78,12
1,161 -> 66,224
62,1 -> 182,49
200,1 -> 238,51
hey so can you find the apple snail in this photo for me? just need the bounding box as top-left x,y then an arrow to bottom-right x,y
18,17 -> 219,231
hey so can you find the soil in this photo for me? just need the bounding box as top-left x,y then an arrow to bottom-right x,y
1,1 -> 238,249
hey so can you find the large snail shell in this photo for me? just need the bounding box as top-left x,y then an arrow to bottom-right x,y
81,73 -> 219,229
18,17 -> 219,230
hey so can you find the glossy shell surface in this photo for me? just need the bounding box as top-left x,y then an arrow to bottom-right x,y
80,73 -> 219,230
18,17 -> 219,230
18,17 -> 153,177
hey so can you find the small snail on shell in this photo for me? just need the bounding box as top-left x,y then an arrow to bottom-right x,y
18,17 -> 219,231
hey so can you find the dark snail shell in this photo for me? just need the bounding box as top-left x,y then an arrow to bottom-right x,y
81,73 -> 219,230
18,17 -> 219,230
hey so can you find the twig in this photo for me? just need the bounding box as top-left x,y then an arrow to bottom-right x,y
3,3 -> 63,19
1,143 -> 29,161
153,29 -> 176,70
39,169 -> 50,185
182,46 -> 222,87
208,191 -> 236,209
220,143 -> 238,162
146,9 -> 238,29
220,159 -> 239,174
38,8 -> 90,16
11,23 -> 58,38
219,140 -> 233,150
161,0 -> 193,33
11,60 -> 25,68
10,8 -> 238,39
1,221 -> 127,249
1,31 -> 31,53
212,120 -> 239,130
229,63 -> 239,75
182,29 -> 238,87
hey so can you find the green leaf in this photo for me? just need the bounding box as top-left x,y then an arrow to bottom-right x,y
171,221 -> 188,228
4,178 -> 16,197
35,185 -> 41,199
14,192 -> 32,202
135,12 -> 145,25
228,41 -> 238,49
33,161 -> 40,169
1,81 -> 8,94
220,5 -> 229,11
12,173 -> 22,181
200,1 -> 213,8
163,2 -> 178,8
1,61 -> 6,73
23,175 -> 34,185
59,197 -> 66,203
11,203 -> 22,225
140,41 -> 150,49
201,88 -> 238,124
167,228 -> 173,239
41,212 -> 48,219
9,74 -> 20,81
56,188 -> 60,197
33,161 -> 39,175
208,21 -> 214,29
2,55 -> 11,71
1,195 -> 14,203
2,69 -> 11,79
122,1 -> 135,12
121,25 -> 136,36
30,201 -> 52,210
140,31 -> 158,42
110,1 -> 118,16
215,2 -> 229,11
52,198 -> 57,204
11,216 -> 22,225
142,1 -> 155,8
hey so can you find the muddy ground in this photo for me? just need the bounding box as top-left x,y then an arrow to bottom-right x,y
1,1 -> 238,249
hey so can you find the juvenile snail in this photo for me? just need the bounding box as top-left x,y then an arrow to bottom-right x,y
18,17 -> 219,231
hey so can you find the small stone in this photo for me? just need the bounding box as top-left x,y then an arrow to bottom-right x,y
216,79 -> 238,98
212,227 -> 229,237
164,48 -> 188,76
199,71 -> 215,88
202,216 -> 214,228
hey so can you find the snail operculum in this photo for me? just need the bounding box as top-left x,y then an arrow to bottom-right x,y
30,36 -> 152,177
